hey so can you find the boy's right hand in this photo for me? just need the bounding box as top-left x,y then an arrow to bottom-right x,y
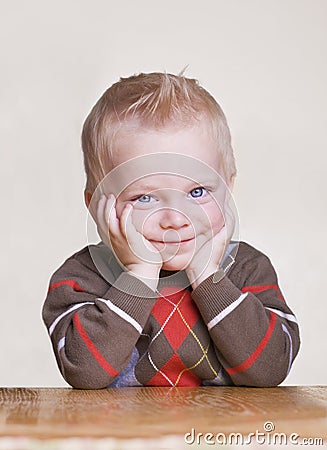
95,194 -> 162,290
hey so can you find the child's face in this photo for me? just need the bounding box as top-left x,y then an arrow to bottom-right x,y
105,121 -> 233,271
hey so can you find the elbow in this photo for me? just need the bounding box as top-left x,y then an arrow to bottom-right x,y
58,360 -> 116,389
231,364 -> 289,388
63,371 -> 114,389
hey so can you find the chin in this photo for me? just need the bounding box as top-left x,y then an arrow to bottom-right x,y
161,256 -> 189,271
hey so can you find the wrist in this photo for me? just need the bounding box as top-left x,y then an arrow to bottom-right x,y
187,264 -> 218,289
126,264 -> 161,292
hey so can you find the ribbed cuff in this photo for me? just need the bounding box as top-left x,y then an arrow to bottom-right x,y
192,274 -> 243,324
102,272 -> 158,326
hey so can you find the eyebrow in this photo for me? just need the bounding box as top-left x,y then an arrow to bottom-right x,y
123,183 -> 161,195
122,178 -> 220,196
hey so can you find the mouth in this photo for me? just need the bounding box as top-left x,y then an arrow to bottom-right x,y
150,238 -> 194,246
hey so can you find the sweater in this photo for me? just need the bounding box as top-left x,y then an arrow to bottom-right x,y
42,241 -> 300,389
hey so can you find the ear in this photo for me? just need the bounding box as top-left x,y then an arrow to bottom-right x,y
84,190 -> 93,209
84,189 -> 97,222
228,175 -> 235,192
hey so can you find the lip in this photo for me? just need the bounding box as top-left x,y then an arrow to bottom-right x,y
150,238 -> 194,246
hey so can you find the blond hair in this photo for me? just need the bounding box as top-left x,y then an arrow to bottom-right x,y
82,72 -> 236,192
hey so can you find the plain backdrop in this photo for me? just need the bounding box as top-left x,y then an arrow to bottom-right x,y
1,0 -> 326,387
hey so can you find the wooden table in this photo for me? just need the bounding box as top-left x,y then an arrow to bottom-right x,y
0,386 -> 326,449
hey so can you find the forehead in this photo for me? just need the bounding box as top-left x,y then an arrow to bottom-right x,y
111,119 -> 222,171
97,120 -> 227,197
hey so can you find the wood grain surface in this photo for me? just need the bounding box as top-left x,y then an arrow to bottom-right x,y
0,386 -> 326,440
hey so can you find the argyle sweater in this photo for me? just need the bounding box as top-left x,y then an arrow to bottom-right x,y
42,241 -> 300,389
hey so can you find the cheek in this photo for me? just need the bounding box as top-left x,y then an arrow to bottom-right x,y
115,203 -> 125,219
131,209 -> 154,235
201,203 -> 225,234
115,203 -> 150,235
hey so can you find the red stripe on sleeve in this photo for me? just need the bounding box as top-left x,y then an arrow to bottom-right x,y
48,279 -> 85,294
73,313 -> 119,378
226,311 -> 277,375
241,284 -> 284,301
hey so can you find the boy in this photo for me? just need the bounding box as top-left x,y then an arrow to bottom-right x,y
42,72 -> 300,389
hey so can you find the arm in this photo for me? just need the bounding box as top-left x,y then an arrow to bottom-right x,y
43,193 -> 163,389
42,249 -> 157,389
191,245 -> 300,387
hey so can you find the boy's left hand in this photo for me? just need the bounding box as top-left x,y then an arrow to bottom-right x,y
185,199 -> 235,289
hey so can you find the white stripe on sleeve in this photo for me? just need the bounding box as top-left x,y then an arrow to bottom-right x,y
49,302 -> 94,336
57,337 -> 65,353
207,292 -> 248,331
97,298 -> 143,334
282,323 -> 293,375
266,307 -> 298,324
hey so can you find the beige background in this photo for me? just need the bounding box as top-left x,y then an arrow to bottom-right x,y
1,0 -> 326,386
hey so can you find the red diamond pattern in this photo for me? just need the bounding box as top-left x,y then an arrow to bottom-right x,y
147,287 -> 202,386
151,287 -> 200,349
147,353 -> 200,386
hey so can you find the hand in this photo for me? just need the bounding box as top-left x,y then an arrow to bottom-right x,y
95,194 -> 163,289
185,197 -> 235,289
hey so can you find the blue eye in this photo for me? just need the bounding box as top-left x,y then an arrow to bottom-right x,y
136,195 -> 152,203
190,187 -> 207,198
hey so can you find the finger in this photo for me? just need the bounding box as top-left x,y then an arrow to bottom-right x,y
106,195 -> 120,236
95,194 -> 111,244
224,203 -> 235,240
96,194 -> 107,232
119,203 -> 134,238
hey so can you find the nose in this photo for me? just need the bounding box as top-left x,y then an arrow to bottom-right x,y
159,208 -> 190,230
